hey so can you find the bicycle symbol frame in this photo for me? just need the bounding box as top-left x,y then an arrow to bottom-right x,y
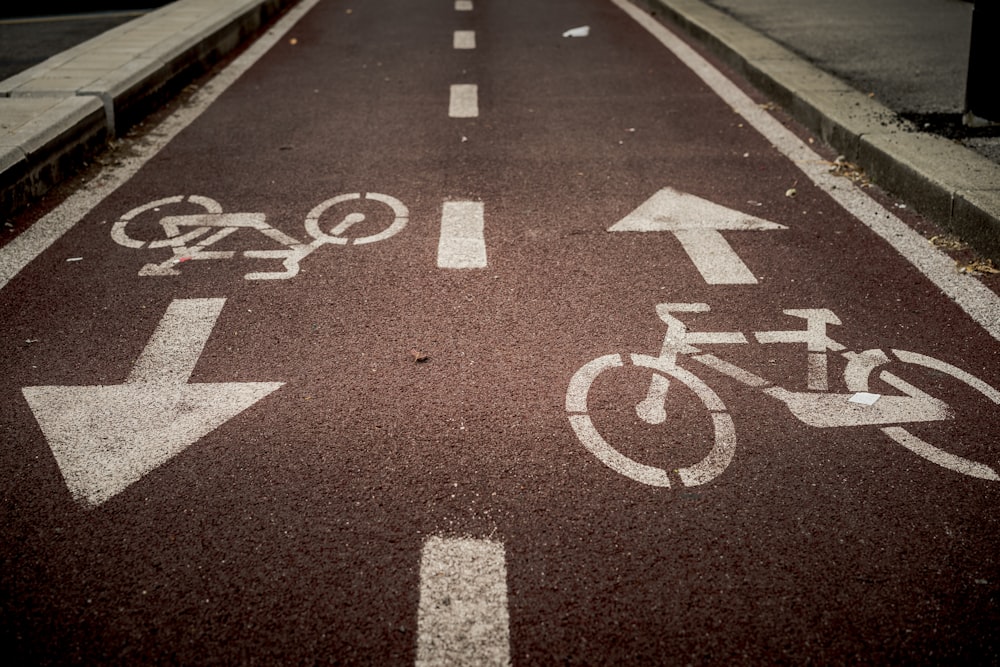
111,193 -> 408,280
567,302 -> 1000,488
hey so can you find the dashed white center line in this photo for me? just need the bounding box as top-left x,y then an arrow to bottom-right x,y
438,201 -> 487,268
448,83 -> 479,118
416,536 -> 510,667
453,29 -> 476,49
454,0 -> 473,11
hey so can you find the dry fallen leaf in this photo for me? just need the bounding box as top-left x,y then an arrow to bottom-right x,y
827,156 -> 869,185
409,348 -> 430,363
929,234 -> 969,251
958,258 -> 1000,276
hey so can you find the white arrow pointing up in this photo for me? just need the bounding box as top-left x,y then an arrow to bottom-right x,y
609,187 -> 786,284
22,298 -> 283,508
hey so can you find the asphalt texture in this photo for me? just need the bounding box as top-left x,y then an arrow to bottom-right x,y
1,0 -> 999,663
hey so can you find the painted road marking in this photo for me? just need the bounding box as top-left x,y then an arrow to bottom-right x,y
611,0 -> 1000,341
0,0 -> 323,293
568,302 -> 1000,487
449,84 -> 479,118
111,193 -> 409,280
882,426 -> 1000,481
608,187 -> 786,284
21,299 -> 283,507
754,309 -> 845,390
453,30 -> 475,49
454,0 -> 473,11
438,201 -> 487,269
416,536 -> 510,667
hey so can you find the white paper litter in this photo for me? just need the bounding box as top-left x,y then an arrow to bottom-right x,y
849,392 -> 881,406
562,26 -> 590,38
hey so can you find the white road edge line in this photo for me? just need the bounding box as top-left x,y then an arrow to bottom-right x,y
453,29 -> 476,50
416,536 -> 510,667
438,201 -> 487,268
610,0 -> 1000,342
449,84 -> 479,118
0,0 -> 324,293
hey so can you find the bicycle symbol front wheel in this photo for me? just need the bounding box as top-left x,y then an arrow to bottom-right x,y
566,353 -> 736,488
304,192 -> 408,246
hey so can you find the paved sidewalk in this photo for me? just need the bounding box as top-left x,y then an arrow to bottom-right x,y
701,0 -> 997,163
649,0 -> 1000,259
0,0 -> 292,218
0,11 -> 152,82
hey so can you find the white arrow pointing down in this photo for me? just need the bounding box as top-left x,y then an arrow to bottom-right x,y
22,298 -> 283,508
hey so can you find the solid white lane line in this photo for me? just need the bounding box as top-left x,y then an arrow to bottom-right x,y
453,30 -> 476,49
0,0 -> 324,293
438,201 -> 487,268
416,536 -> 510,667
611,0 -> 1000,342
449,84 -> 479,118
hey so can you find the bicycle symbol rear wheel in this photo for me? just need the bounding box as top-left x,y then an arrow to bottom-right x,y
848,348 -> 1000,481
566,353 -> 736,488
111,195 -> 223,249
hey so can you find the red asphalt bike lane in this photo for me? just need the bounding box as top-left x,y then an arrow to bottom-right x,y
1,0 -> 999,663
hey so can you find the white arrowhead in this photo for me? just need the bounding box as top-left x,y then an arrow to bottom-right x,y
22,299 -> 282,507
609,186 -> 786,232
609,187 -> 786,284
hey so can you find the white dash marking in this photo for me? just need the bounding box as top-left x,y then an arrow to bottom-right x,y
454,0 -> 473,11
453,30 -> 476,49
449,84 -> 479,118
438,201 -> 487,269
416,536 -> 510,667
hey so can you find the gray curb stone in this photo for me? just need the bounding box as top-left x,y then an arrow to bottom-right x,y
647,0 -> 1000,260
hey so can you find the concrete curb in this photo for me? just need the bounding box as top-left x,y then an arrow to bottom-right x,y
0,0 -> 295,218
647,0 -> 1000,260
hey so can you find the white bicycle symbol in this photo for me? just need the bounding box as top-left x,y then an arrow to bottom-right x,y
111,193 -> 408,280
567,302 -> 1000,487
